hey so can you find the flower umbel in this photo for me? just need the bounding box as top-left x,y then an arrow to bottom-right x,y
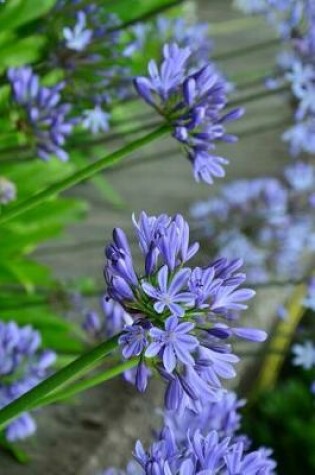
134,43 -> 243,184
103,389 -> 276,474
0,321 -> 56,442
8,67 -> 73,161
104,212 -> 266,408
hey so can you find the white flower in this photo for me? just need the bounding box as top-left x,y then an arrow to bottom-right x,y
0,177 -> 16,205
82,106 -> 110,134
286,61 -> 315,98
292,341 -> 315,369
63,11 -> 92,52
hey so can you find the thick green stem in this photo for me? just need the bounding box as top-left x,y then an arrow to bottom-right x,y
33,358 -> 138,410
0,335 -> 120,431
0,125 -> 169,225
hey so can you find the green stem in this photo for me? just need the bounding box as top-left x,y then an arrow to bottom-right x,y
107,0 -> 185,33
0,125 -> 169,225
33,358 -> 138,410
0,335 -> 120,431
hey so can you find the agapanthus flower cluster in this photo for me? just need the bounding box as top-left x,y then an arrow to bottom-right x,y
234,0 -> 305,37
236,0 -> 315,157
83,297 -> 132,339
102,390 -> 276,475
103,212 -> 267,409
0,177 -> 16,205
47,1 -> 137,134
134,43 -> 243,185
163,391 -> 246,442
190,162 -> 315,283
7,67 -> 73,161
0,321 -> 56,442
130,16 -> 214,70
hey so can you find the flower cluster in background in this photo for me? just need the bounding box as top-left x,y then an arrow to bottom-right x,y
7,67 -> 74,161
228,0 -> 315,408
103,390 -> 276,474
102,212 -> 266,409
0,322 -> 55,442
129,15 -> 214,70
134,43 -> 243,184
235,0 -> 315,158
190,161 -> 315,284
234,0 -> 305,38
5,1 -> 222,165
0,177 -> 16,205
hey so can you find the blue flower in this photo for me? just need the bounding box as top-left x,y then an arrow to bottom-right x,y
8,67 -> 73,162
133,212 -> 199,274
292,341 -> 315,369
0,321 -> 56,442
134,44 -> 243,185
145,316 -> 198,373
284,161 -> 315,191
119,323 -> 149,359
104,213 -> 264,405
82,105 -> 110,134
142,266 -> 194,317
63,11 -> 92,51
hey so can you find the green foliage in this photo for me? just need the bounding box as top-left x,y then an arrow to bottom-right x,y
243,376 -> 315,474
0,0 -> 56,31
105,0 -> 183,23
0,159 -> 87,289
0,0 -> 55,72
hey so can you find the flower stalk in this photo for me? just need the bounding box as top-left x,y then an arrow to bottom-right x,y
31,358 -> 139,410
0,125 -> 169,225
0,335 -> 120,431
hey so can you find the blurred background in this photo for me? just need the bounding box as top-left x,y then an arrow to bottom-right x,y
1,0 -> 314,473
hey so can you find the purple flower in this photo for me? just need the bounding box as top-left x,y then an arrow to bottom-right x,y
164,391 -> 245,442
132,212 -> 199,274
7,67 -> 73,162
142,266 -> 194,317
135,43 -> 191,102
5,413 -> 36,443
129,425 -> 276,475
82,105 -> 110,134
188,266 -> 221,308
104,213 -> 265,404
0,321 -> 56,442
231,327 -> 267,342
190,172 -> 315,283
63,11 -> 92,51
210,284 -> 255,313
105,228 -> 138,290
134,43 -> 243,185
119,323 -> 149,359
101,386 -> 276,474
82,310 -> 101,336
225,441 -> 276,474
0,177 -> 16,205
145,316 -> 199,373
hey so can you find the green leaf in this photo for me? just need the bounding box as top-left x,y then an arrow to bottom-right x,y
0,307 -> 75,332
0,0 -> 56,31
0,36 -> 46,71
0,433 -> 29,464
42,329 -> 84,354
0,259 -> 51,291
